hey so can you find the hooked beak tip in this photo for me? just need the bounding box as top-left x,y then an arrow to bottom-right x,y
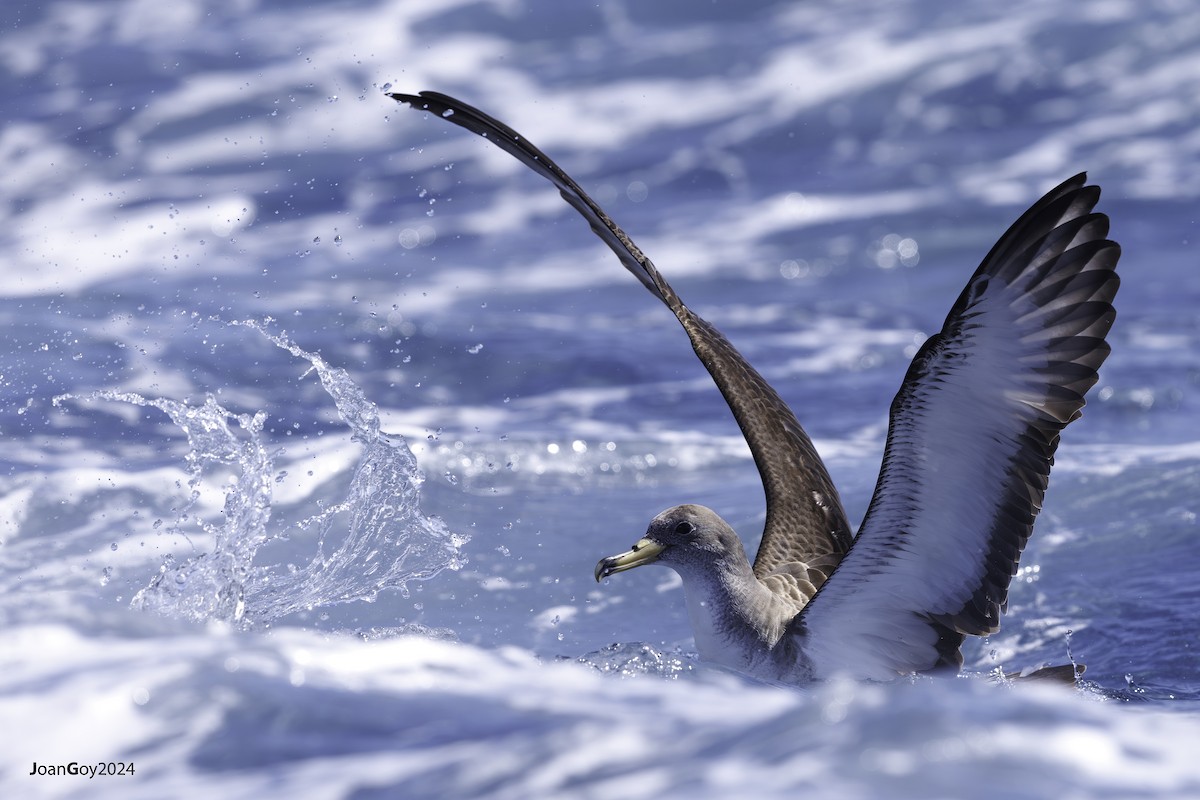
593,538 -> 664,583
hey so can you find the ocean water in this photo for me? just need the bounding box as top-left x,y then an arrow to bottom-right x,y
2,0 -> 1200,797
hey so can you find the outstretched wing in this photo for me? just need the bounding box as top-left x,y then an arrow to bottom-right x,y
390,91 -> 853,579
792,173 -> 1119,680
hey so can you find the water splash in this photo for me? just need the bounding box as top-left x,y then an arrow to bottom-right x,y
573,643 -> 700,679
55,321 -> 466,627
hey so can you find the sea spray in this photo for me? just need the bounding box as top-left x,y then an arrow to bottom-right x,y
54,321 -> 466,627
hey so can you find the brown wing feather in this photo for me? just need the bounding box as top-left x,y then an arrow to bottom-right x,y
390,90 -> 853,582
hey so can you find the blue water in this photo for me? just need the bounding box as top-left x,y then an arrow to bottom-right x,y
3,0 -> 1200,797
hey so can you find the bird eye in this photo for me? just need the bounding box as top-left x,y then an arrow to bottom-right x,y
674,521 -> 693,535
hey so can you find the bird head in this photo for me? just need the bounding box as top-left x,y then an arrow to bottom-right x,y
594,504 -> 739,581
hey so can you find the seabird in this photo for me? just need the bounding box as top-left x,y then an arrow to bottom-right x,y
390,90 -> 1119,683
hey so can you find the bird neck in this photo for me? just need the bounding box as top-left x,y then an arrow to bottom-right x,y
676,550 -> 787,671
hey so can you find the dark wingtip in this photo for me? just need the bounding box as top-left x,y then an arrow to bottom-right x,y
387,91 -> 426,108
387,90 -> 477,121
1006,662 -> 1086,684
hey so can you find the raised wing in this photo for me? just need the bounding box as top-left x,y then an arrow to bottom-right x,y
390,91 -> 853,577
793,173 -> 1119,680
